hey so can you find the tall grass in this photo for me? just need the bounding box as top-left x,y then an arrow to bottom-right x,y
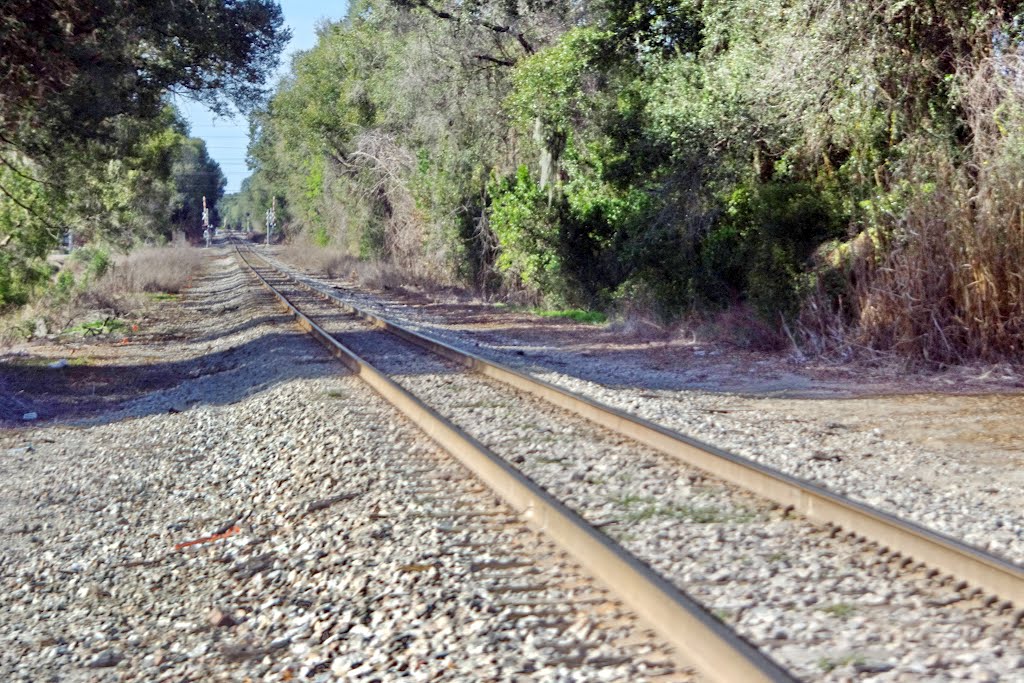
278,243 -> 453,293
800,57 -> 1024,365
1,245 -> 206,343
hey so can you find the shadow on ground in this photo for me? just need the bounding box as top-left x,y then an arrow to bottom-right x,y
0,325 -> 471,429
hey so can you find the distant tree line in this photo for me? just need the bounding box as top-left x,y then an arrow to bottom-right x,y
0,0 -> 288,307
237,0 -> 1024,363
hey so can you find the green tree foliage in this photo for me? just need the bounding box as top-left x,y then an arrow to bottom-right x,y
171,137 -> 228,240
240,0 -> 558,278
239,0 -> 1024,361
0,0 -> 286,309
1,0 -> 287,154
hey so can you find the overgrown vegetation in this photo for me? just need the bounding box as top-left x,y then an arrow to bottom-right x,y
9,1 -> 1024,364
227,0 -> 1024,364
1,244 -> 206,343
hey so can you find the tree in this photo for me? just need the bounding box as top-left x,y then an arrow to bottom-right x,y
171,138 -> 228,241
0,0 -> 288,308
1,0 -> 288,156
237,0 -> 1024,361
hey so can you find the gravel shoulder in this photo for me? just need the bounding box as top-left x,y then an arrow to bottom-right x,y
261,248 -> 1024,567
255,261 -> 1024,682
0,248 -> 687,682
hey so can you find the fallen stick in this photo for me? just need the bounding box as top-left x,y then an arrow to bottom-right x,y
174,525 -> 241,551
302,491 -> 362,516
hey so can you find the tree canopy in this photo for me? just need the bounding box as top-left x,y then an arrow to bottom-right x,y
1,0 -> 287,154
11,0 -> 1024,362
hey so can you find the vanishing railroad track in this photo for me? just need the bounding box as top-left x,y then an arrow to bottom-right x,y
230,237 -> 1024,681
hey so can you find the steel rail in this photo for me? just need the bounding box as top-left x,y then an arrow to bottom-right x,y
245,244 -> 1024,608
233,243 -> 798,683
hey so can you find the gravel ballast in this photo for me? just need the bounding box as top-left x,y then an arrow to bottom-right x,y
255,251 -> 1024,682
0,250 -> 687,682
262,249 -> 1024,568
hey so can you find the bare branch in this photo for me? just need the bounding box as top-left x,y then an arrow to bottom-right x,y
473,54 -> 516,67
397,0 -> 534,55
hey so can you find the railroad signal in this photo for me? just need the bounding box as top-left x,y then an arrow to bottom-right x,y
265,197 -> 277,246
202,196 -> 211,247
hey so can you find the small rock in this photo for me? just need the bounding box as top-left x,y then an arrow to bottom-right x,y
809,451 -> 841,462
269,636 -> 291,650
208,607 -> 237,628
854,661 -> 895,674
48,359 -> 69,369
22,412 -> 38,421
86,650 -> 122,668
927,593 -> 963,607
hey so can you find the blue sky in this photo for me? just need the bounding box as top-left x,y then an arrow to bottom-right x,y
175,1 -> 348,194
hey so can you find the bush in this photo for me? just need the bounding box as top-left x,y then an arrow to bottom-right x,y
88,249 -> 112,280
702,181 -> 845,320
0,253 -> 51,309
488,166 -> 562,300
0,244 -> 206,343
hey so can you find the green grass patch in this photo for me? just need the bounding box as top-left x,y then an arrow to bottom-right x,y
818,654 -> 864,672
7,355 -> 91,368
458,400 -> 505,410
66,317 -> 128,337
612,494 -> 755,523
821,603 -> 856,618
490,302 -> 606,323
531,308 -> 607,324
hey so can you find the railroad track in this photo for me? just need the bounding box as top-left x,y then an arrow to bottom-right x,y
229,238 -> 1024,680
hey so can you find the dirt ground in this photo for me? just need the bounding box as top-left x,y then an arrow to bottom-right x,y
3,253 -> 1024,467
320,278 -> 1024,466
0,280 -> 236,426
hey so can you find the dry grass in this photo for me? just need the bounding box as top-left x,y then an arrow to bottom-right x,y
852,165 -> 1024,364
0,245 -> 206,344
278,244 -> 452,294
81,247 -> 204,315
108,247 -> 204,294
799,56 -> 1024,366
277,246 -> 358,280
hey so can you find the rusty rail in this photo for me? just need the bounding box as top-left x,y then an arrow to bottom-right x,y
233,241 -> 798,683
241,243 -> 1024,610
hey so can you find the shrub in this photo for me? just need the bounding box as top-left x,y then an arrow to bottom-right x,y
703,181 -> 845,320
488,166 -> 563,301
